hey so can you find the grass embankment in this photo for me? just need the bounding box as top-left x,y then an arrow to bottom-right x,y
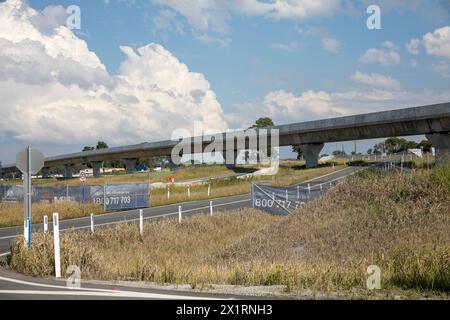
0,203 -> 103,228
9,163 -> 450,298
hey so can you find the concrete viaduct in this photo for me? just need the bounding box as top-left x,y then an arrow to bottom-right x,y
1,102 -> 449,179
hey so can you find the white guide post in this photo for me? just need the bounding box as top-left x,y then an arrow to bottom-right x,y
43,215 -> 48,233
53,212 -> 61,278
139,209 -> 143,236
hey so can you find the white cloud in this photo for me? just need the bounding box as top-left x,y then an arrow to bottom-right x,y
321,37 -> 341,54
230,87 -> 450,128
423,26 -> 450,59
268,42 -> 300,52
30,5 -> 68,34
151,0 -> 341,35
360,42 -> 401,66
431,61 -> 450,78
0,0 -> 228,146
351,71 -> 401,90
406,38 -> 421,55
194,33 -> 231,47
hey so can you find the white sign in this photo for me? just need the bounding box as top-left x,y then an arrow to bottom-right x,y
79,170 -> 87,182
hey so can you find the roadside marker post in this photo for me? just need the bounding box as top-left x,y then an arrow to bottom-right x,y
208,183 -> 211,197
210,201 -> 213,216
308,183 -> 311,194
43,215 -> 48,233
90,214 -> 94,233
285,189 -> 288,202
187,186 -> 191,199
167,186 -> 170,200
139,209 -> 143,236
178,206 -> 182,223
23,219 -> 29,246
320,184 -> 323,192
53,212 -> 61,278
297,186 -> 300,199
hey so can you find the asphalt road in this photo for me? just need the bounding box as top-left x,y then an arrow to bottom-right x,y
0,166 -> 361,300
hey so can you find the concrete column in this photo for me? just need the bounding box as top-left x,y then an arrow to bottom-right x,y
91,161 -> 103,178
426,133 -> 450,164
123,158 -> 137,174
41,167 -> 50,179
299,143 -> 324,168
64,165 -> 74,179
222,150 -> 238,169
167,156 -> 178,171
244,151 -> 250,164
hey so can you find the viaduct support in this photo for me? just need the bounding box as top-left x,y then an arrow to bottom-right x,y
91,161 -> 103,178
299,143 -> 324,169
41,167 -> 50,179
64,165 -> 75,179
167,156 -> 178,171
426,133 -> 450,164
221,150 -> 238,170
123,158 -> 137,174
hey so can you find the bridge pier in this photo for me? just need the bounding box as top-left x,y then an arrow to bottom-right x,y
221,150 -> 238,169
41,167 -> 50,179
123,158 -> 137,174
299,143 -> 324,168
91,161 -> 103,178
167,156 -> 178,171
64,165 -> 75,179
426,133 -> 450,164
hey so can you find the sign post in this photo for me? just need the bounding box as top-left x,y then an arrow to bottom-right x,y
16,146 -> 44,249
79,170 -> 87,214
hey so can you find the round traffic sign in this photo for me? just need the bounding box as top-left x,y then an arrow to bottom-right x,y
79,170 -> 87,182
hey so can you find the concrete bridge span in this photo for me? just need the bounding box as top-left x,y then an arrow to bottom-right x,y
1,102 -> 449,178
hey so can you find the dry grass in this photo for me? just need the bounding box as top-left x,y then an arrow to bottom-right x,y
0,165 -> 235,186
9,164 -> 450,298
0,202 -> 103,228
151,164 -> 343,206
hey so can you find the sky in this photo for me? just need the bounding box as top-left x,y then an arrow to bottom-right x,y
0,0 -> 450,163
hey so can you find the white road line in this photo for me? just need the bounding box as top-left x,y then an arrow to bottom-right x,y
0,235 -> 16,240
0,290 -> 218,300
0,276 -> 221,299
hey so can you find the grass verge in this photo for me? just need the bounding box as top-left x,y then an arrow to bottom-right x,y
8,164 -> 450,298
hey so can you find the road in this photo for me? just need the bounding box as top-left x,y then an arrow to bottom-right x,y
0,166 -> 361,300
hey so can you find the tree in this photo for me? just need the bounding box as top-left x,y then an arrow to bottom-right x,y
249,117 -> 274,129
332,150 -> 346,156
367,148 -> 373,155
96,141 -> 109,150
418,140 -> 432,153
373,142 -> 386,155
82,146 -> 95,152
292,145 -> 303,160
248,117 -> 275,160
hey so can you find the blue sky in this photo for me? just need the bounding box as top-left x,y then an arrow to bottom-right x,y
1,0 -> 450,162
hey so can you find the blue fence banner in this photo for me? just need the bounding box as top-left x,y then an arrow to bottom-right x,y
0,183 -> 150,210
